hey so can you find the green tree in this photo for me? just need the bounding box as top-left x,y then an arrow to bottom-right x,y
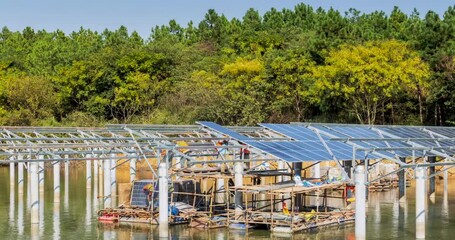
313,40 -> 430,124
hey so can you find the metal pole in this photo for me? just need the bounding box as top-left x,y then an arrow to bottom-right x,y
86,154 -> 92,189
103,159 -> 111,207
38,155 -> 44,192
10,157 -> 15,189
158,162 -> 169,238
30,161 -> 39,224
313,162 -> 321,179
234,162 -> 243,217
355,165 -> 366,240
64,155 -> 69,210
398,157 -> 406,203
53,161 -> 60,203
93,152 -> 98,206
277,161 -> 284,211
443,167 -> 448,197
428,156 -> 436,202
18,155 -> 24,195
110,153 -> 117,207
416,167 -> 426,239
98,155 -> 104,200
294,162 -> 303,211
130,154 -> 137,183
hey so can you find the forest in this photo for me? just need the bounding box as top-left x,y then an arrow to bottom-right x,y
0,4 -> 454,126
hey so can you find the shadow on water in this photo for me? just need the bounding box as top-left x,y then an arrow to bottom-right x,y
1,166 -> 455,239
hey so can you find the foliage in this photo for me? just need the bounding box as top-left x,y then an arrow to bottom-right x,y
0,5 -> 454,126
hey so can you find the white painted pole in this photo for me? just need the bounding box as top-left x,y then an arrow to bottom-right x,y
158,162 -> 169,239
355,165 -> 366,240
276,161 -> 284,211
86,155 -> 92,189
442,168 -> 449,218
30,161 -> 39,224
53,161 -> 60,203
103,159 -> 111,208
259,176 -> 266,208
98,155 -> 104,199
18,155 -> 24,195
234,162 -> 243,217
313,162 -> 321,179
10,157 -> 15,189
416,167 -> 426,239
64,155 -> 69,210
38,155 -> 44,192
443,167 -> 448,197
27,161 -> 31,207
216,178 -> 225,204
130,156 -> 137,183
110,153 -> 117,207
9,169 -> 15,224
93,153 -> 98,207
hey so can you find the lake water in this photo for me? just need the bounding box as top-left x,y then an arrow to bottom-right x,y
1,166 -> 454,239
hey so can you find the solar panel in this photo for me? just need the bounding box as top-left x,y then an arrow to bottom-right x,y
261,124 -> 361,161
197,121 -> 251,141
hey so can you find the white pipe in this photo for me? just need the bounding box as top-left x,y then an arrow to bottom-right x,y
28,161 -> 31,207
93,153 -> 98,206
86,155 -> 92,189
18,155 -> 24,195
10,157 -> 15,188
443,167 -> 448,197
110,153 -> 117,206
313,162 -> 321,179
130,155 -> 137,183
355,165 -> 366,240
98,155 -> 104,199
64,155 -> 69,210
38,155 -> 44,192
276,161 -> 284,211
53,161 -> 60,203
158,162 -> 169,238
9,170 -> 15,224
416,167 -> 426,239
103,159 -> 111,207
30,161 -> 39,224
234,162 -> 243,217
216,178 -> 225,204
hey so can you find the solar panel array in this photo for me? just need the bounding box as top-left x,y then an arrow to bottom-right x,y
198,121 -> 455,163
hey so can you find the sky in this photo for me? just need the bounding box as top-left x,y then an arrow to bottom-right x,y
0,0 -> 454,38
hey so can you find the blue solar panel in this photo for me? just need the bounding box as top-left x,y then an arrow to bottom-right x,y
198,121 -> 251,141
426,127 -> 455,138
261,124 -> 360,161
261,124 -> 320,141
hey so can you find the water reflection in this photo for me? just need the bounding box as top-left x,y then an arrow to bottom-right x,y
9,181 -> 15,226
53,203 -> 60,240
18,192 -> 24,235
3,166 -> 455,239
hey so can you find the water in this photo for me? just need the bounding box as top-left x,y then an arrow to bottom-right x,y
1,166 -> 454,239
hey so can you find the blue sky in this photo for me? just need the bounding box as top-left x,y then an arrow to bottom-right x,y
0,0 -> 453,38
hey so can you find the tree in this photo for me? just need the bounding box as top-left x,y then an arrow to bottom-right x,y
313,40 -> 430,124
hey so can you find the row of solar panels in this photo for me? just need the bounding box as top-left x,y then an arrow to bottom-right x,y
198,121 -> 455,162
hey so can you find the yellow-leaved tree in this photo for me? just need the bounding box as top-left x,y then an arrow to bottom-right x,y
313,40 -> 430,124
